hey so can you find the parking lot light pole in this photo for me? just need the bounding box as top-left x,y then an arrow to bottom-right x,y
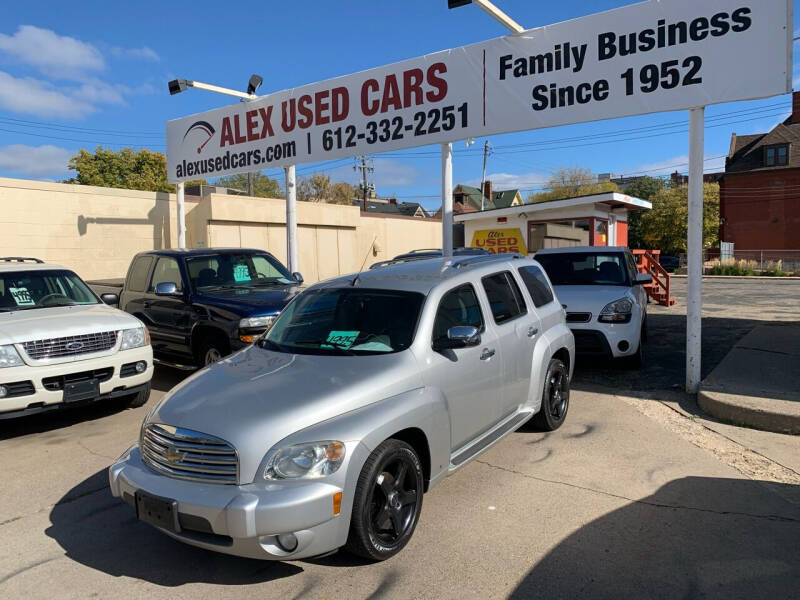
176,182 -> 186,249
442,143 -> 453,257
686,107 -> 705,393
284,165 -> 298,273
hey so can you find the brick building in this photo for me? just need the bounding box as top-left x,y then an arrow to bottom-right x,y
720,93 -> 800,250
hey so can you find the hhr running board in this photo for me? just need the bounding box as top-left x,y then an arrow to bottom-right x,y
450,411 -> 531,467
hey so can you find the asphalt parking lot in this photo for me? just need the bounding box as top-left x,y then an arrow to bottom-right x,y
1,279 -> 799,599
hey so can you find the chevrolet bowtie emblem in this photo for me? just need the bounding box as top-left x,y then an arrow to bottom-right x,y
164,445 -> 185,464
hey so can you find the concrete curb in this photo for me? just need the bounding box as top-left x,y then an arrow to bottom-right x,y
670,274 -> 800,281
698,389 -> 800,435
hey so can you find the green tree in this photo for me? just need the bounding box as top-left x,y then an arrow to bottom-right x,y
68,147 -> 177,193
330,182 -> 356,205
215,172 -> 283,198
636,183 -> 719,255
624,176 -> 666,249
297,173 -> 332,202
297,173 -> 354,204
528,167 -> 618,203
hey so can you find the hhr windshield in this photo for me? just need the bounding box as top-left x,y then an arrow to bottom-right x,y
261,287 -> 424,355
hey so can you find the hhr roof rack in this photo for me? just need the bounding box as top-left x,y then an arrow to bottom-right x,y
451,253 -> 523,269
0,257 -> 44,263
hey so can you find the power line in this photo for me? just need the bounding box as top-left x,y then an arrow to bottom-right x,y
0,116 -> 163,137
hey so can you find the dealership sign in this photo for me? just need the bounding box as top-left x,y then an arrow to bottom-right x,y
167,0 -> 791,182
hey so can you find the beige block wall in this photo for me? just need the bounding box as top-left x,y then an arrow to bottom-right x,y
0,177 -> 194,279
201,195 -> 442,284
0,179 -> 442,284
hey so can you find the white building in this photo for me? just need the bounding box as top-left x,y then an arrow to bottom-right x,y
455,192 -> 651,255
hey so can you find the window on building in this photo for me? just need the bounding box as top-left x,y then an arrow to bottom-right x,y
765,144 -> 789,167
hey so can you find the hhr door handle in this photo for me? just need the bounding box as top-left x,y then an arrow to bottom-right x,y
480,348 -> 496,360
527,326 -> 538,338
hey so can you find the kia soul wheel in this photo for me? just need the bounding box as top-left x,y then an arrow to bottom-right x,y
346,439 -> 424,561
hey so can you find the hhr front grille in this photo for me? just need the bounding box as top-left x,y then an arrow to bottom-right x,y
141,424 -> 238,484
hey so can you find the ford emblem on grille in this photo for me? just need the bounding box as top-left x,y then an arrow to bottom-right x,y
65,341 -> 85,351
164,445 -> 186,464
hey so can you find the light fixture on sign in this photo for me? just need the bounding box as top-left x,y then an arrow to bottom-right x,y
247,74 -> 264,96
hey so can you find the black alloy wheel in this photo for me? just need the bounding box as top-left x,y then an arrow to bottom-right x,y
346,439 -> 424,561
533,358 -> 570,431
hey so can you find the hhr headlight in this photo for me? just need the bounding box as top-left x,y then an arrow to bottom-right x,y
264,441 -> 346,480
0,344 -> 24,368
599,298 -> 633,323
120,327 -> 150,350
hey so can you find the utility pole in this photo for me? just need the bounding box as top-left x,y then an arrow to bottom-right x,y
480,141 -> 490,211
354,156 -> 374,211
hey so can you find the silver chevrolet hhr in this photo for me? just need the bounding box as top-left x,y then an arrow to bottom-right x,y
109,254 -> 574,561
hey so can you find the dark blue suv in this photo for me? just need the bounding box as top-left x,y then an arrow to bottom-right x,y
100,248 -> 303,367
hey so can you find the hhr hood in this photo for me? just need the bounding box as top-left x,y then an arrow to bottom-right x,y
146,345 -> 423,483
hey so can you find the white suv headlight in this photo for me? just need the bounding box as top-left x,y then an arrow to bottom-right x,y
239,315 -> 278,329
599,298 -> 633,323
120,327 -> 150,350
264,441 -> 346,480
0,345 -> 24,368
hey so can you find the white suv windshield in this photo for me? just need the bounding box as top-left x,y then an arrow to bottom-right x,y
0,269 -> 99,311
536,253 -> 629,286
261,288 -> 424,355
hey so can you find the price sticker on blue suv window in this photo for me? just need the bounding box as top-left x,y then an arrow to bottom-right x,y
324,331 -> 359,349
9,287 -> 35,306
233,264 -> 251,282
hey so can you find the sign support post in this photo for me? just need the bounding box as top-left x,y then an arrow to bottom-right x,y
176,181 -> 186,249
441,142 -> 453,257
686,107 -> 705,393
284,165 -> 298,273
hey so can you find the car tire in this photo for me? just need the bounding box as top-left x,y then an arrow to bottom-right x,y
533,358 -> 570,431
345,439 -> 424,561
622,338 -> 644,370
195,337 -> 228,367
125,382 -> 151,408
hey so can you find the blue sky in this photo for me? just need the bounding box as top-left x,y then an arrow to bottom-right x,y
0,0 -> 798,210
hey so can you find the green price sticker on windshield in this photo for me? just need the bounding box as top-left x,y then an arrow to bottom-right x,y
233,264 -> 251,282
324,331 -> 359,349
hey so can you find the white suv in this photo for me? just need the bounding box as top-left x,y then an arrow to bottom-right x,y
0,258 -> 153,419
535,247 -> 650,368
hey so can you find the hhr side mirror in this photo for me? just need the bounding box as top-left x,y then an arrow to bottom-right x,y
434,325 -> 481,351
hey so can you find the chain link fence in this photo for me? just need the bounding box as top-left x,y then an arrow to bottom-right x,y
682,250 -> 800,276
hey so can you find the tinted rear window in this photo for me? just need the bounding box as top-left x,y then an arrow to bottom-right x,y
481,271 -> 527,324
518,266 -> 555,308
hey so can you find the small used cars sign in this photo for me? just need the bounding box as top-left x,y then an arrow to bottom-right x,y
471,229 -> 526,255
